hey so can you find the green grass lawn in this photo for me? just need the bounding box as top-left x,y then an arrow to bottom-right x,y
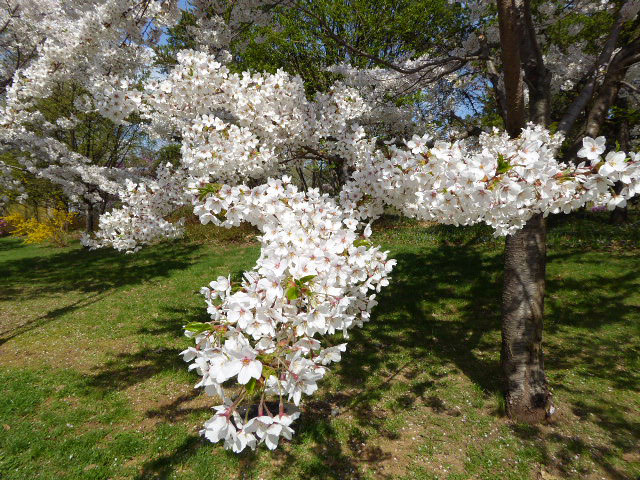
0,213 -> 638,480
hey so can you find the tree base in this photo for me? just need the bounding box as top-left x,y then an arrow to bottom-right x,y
505,390 -> 554,423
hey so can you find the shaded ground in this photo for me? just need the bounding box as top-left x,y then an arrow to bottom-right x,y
0,212 -> 638,479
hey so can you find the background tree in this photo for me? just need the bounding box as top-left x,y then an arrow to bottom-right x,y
0,0 -> 173,232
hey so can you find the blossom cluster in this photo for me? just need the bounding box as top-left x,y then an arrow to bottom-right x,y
80,48 -> 372,251
0,161 -> 25,208
341,126 -> 640,235
81,163 -> 187,252
184,0 -> 279,58
142,49 -> 369,182
180,176 -> 395,452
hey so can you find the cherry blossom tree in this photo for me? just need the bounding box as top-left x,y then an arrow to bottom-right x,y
2,0 -> 640,451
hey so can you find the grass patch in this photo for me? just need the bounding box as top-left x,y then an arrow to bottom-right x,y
0,211 -> 638,479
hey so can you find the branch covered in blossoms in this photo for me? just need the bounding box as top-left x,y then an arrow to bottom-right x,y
340,126 -> 640,235
180,176 -> 395,452
80,163 -> 188,252
141,49 -> 369,183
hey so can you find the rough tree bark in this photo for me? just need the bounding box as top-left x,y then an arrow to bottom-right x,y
497,0 -> 553,422
501,213 -> 551,421
496,0 -> 525,137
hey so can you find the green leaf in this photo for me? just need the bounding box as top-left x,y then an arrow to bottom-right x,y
286,286 -> 300,301
245,377 -> 258,396
259,354 -> 275,364
298,275 -> 316,284
184,322 -> 211,334
261,365 -> 276,381
353,239 -> 372,248
197,183 -> 223,200
496,153 -> 512,175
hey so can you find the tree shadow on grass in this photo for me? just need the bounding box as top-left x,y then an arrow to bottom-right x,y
88,346 -> 187,393
544,251 -> 640,391
138,305 -> 211,338
0,237 -> 26,252
144,390 -> 211,423
135,436 -> 206,480
0,241 -> 204,344
0,291 -> 107,345
131,414 -> 370,480
332,243 -> 504,421
39,231 -> 636,480
545,250 -> 640,331
122,246 -> 496,478
316,241 -> 639,479
240,242 -> 503,478
510,422 -> 637,480
273,414 -> 389,480
0,240 -> 203,300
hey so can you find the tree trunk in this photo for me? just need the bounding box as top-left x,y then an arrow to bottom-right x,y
496,0 -> 525,137
496,0 -> 552,423
85,202 -> 96,233
501,213 -> 552,422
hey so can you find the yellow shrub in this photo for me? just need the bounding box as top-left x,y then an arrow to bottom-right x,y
1,209 -> 77,247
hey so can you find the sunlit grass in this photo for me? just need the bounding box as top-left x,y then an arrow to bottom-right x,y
0,211 -> 638,479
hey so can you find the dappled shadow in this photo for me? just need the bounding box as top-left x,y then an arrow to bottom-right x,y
270,411 -> 390,480
219,240 -> 501,478
545,251 -> 640,330
144,391 -> 211,423
0,237 -> 27,252
0,240 -> 203,300
315,232 -> 639,478
0,291 -> 106,345
332,243 -> 504,423
135,436 -> 206,480
510,423 -> 636,480
2,218 -> 637,478
88,346 -> 186,393
85,305 -> 218,396
240,242 -> 502,478
544,251 -> 640,394
545,209 -> 640,250
0,241 -> 203,343
138,305 -> 211,338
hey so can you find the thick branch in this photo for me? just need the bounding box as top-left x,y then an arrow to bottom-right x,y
497,0 -> 526,136
288,0 -> 481,76
565,44 -> 640,158
479,34 -> 508,122
519,0 -> 551,125
557,7 -> 629,134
